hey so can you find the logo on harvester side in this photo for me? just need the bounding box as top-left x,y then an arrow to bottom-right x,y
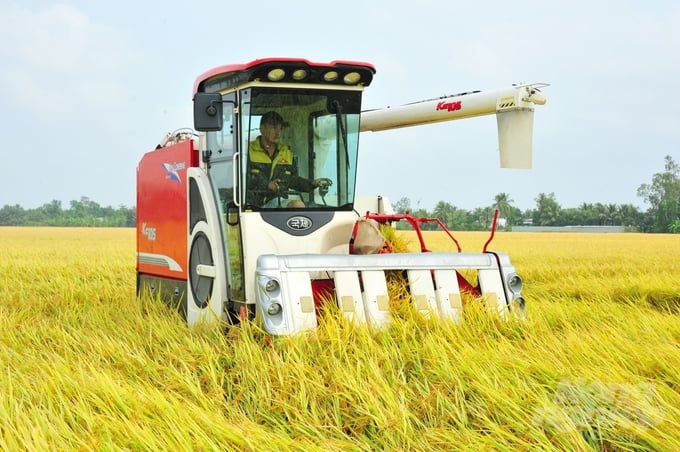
162,162 -> 186,183
142,222 -> 157,241
287,216 -> 312,231
436,100 -> 462,112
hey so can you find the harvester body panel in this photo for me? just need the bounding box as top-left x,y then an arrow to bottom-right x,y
137,140 -> 198,281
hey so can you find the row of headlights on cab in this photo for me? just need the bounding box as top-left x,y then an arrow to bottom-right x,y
264,67 -> 364,85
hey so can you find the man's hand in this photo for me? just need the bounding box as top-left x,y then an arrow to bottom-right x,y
267,179 -> 282,192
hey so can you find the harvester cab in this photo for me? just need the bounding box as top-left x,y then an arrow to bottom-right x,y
136,58 -> 548,335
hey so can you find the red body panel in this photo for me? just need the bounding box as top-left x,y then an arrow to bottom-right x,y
136,140 -> 198,281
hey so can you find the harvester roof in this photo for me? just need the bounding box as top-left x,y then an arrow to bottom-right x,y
193,57 -> 376,95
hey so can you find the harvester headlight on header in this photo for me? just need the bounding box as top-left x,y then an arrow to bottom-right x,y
504,272 -> 525,317
266,302 -> 282,316
257,276 -> 284,318
265,279 -> 280,294
507,273 -> 523,293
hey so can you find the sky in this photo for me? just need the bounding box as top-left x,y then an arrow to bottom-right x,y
1,0 -> 678,212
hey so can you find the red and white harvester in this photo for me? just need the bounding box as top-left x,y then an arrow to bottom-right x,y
136,58 -> 548,335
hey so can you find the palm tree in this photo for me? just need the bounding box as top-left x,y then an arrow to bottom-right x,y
493,192 -> 514,227
433,201 -> 456,228
535,192 -> 561,226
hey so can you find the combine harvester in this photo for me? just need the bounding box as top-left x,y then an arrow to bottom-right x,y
136,58 -> 548,335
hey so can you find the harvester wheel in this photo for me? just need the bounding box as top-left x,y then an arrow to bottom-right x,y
189,231 -> 214,309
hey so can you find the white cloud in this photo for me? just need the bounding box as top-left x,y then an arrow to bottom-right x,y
0,3 -> 136,118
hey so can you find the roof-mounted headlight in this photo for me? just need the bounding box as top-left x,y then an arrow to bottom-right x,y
267,68 -> 286,81
292,69 -> 308,80
323,71 -> 339,82
343,71 -> 361,85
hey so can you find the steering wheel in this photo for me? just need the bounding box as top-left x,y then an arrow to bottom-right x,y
317,178 -> 332,196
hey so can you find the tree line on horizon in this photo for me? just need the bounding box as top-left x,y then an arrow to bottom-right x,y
393,155 -> 679,233
1,156 -> 678,233
0,197 -> 135,227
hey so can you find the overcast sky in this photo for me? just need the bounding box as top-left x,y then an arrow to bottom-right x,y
1,1 -> 678,212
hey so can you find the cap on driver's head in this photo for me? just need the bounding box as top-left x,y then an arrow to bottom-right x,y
260,111 -> 288,127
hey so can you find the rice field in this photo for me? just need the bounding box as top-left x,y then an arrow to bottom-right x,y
1,226 -> 679,451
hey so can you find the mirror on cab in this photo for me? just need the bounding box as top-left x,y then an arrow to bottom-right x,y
193,92 -> 223,132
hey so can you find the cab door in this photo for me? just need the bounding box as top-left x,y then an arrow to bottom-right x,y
203,92 -> 247,321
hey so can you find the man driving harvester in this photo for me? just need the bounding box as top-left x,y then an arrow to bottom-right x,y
246,111 -> 331,208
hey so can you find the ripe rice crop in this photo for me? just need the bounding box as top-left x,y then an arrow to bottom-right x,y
1,227 -> 679,450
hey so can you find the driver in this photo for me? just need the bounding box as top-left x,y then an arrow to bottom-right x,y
246,111 -> 330,207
